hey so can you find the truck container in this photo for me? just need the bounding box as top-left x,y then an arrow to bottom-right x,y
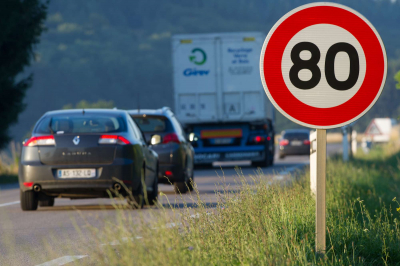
171,32 -> 275,166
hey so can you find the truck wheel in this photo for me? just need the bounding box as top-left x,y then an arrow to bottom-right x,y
252,160 -> 268,168
20,190 -> 38,211
39,198 -> 55,207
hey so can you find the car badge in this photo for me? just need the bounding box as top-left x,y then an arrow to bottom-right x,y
73,136 -> 80,145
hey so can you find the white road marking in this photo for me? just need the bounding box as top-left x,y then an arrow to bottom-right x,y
0,201 -> 20,207
35,255 -> 87,266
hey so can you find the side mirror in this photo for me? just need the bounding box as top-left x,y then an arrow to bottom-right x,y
150,134 -> 162,145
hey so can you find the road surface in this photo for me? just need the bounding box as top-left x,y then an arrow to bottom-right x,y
0,144 -> 341,266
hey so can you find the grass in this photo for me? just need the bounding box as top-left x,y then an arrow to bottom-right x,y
74,141 -> 400,266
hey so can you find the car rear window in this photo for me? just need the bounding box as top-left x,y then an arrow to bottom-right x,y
283,132 -> 309,140
131,116 -> 171,133
35,114 -> 127,134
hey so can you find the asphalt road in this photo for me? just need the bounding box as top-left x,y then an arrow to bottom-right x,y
0,143 -> 341,266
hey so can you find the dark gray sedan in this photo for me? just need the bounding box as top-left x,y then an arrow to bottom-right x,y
278,129 -> 311,159
128,107 -> 194,194
18,109 -> 158,211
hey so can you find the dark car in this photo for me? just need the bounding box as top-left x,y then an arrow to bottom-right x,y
128,107 -> 194,194
18,109 -> 158,211
278,129 -> 310,158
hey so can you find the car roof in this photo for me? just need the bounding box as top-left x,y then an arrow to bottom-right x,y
44,109 -> 128,116
127,107 -> 172,117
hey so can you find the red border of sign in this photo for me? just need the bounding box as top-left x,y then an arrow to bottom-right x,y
260,3 -> 387,129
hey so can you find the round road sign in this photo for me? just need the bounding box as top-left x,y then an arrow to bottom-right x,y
260,2 -> 387,129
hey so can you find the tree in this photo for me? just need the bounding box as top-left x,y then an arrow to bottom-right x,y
0,0 -> 47,148
62,99 -> 115,109
395,70 -> 400,89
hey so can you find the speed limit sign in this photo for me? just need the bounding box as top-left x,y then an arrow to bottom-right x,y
260,2 -> 387,129
259,2 -> 387,255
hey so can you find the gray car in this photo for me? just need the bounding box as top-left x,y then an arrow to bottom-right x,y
18,109 -> 158,211
128,107 -> 194,194
278,129 -> 311,159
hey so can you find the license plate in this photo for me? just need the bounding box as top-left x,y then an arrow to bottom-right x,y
58,169 -> 96,178
291,140 -> 302,146
214,138 -> 232,145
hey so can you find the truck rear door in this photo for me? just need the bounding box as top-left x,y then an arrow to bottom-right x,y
220,33 -> 266,122
172,35 -> 220,123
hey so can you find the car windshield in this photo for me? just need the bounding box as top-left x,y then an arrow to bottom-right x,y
283,132 -> 309,140
35,114 -> 127,134
132,116 -> 168,132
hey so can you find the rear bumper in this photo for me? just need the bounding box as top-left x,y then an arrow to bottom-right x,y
279,145 -> 310,156
158,163 -> 184,183
18,159 -> 140,196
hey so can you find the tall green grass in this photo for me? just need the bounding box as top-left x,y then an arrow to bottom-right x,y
84,143 -> 400,265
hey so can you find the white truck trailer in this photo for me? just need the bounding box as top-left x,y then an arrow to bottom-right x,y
171,32 -> 275,166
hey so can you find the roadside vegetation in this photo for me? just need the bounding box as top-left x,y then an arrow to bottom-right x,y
75,141 -> 400,265
0,141 -> 20,185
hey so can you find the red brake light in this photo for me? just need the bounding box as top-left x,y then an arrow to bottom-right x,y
23,182 -> 34,188
24,136 -> 55,147
165,170 -> 173,177
253,136 -> 265,143
163,133 -> 180,144
303,140 -> 311,145
267,136 -> 271,141
279,139 -> 289,146
99,135 -> 130,145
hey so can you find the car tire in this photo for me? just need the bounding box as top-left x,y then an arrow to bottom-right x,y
269,151 -> 275,166
39,198 -> 55,207
147,167 -> 159,206
174,181 -> 188,194
20,190 -> 38,211
128,168 -> 145,209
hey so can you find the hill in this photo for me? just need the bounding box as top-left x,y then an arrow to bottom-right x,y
11,0 -> 400,140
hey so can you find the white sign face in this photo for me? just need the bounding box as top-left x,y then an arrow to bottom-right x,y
260,2 -> 387,129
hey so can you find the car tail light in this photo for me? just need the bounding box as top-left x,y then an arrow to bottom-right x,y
267,136 -> 271,141
23,182 -> 34,188
24,136 -> 55,147
165,170 -> 173,177
99,135 -> 130,145
303,140 -> 311,145
253,136 -> 265,143
163,133 -> 180,144
279,139 -> 289,146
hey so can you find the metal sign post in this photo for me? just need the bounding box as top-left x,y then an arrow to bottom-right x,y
315,129 -> 326,254
260,2 -> 386,257
310,129 -> 326,254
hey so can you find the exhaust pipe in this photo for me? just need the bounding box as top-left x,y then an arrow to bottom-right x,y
33,184 -> 41,192
113,183 -> 122,191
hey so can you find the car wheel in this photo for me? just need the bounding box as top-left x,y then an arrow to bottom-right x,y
39,198 -> 55,207
269,151 -> 275,166
147,166 -> 159,206
174,181 -> 188,194
128,168 -> 145,209
20,190 -> 38,211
